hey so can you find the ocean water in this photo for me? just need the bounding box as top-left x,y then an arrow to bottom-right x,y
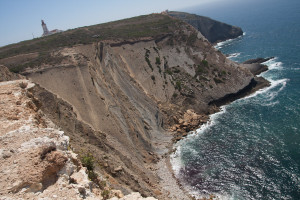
171,0 -> 300,199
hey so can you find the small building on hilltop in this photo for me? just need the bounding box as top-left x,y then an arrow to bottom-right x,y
41,20 -> 63,37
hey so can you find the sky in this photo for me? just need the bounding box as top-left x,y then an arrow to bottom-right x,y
0,0 -> 223,47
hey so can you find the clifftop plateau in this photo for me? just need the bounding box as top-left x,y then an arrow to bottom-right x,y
0,13 -> 268,199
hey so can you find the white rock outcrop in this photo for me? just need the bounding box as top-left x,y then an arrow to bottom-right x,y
0,80 -> 102,200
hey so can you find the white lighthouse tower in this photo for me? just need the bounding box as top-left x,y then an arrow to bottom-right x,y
41,20 -> 49,36
41,20 -> 63,37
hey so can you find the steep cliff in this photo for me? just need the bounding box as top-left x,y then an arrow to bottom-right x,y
168,11 -> 243,43
0,13 -> 260,199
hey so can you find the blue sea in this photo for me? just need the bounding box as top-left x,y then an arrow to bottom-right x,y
171,0 -> 300,199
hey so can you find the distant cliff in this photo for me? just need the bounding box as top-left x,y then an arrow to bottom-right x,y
168,11 -> 243,43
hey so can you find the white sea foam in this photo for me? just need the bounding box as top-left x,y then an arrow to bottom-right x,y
214,39 -> 234,49
171,106 -> 228,176
227,52 -> 241,58
214,34 -> 244,49
243,57 -> 288,101
243,78 -> 288,101
261,57 -> 283,71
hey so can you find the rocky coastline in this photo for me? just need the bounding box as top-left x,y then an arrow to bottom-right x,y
169,57 -> 271,142
161,57 -> 272,200
0,13 -> 272,200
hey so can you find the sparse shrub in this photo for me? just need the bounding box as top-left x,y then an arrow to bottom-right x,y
201,59 -> 208,67
155,57 -> 161,65
187,33 -> 197,46
80,153 -> 99,183
81,153 -> 94,171
175,81 -> 182,91
199,76 -> 209,81
166,69 -> 173,75
214,78 -> 223,84
101,190 -> 110,199
173,68 -> 180,73
153,46 -> 159,54
145,49 -> 153,71
151,75 -> 155,81
19,82 -> 28,89
99,180 -> 107,190
10,65 -> 25,73
172,93 -> 178,98
158,67 -> 162,74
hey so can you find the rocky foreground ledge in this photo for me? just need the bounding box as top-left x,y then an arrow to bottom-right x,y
0,79 -> 156,200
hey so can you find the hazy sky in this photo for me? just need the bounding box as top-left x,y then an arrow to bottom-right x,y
0,0 -> 223,47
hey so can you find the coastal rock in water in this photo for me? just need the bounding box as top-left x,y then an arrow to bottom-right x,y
242,57 -> 273,75
172,109 -> 209,140
243,57 -> 274,64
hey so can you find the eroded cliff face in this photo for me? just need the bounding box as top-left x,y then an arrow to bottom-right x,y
0,14 -> 256,199
21,18 -> 253,198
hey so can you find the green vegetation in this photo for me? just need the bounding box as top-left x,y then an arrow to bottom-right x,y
144,49 -> 153,71
194,59 -> 209,79
196,65 -> 207,75
201,59 -> 208,67
0,14 -> 182,60
101,190 -> 110,200
155,57 -> 162,73
173,68 -> 180,73
175,81 -> 182,91
155,57 -> 161,65
153,46 -> 159,54
166,69 -> 173,75
8,51 -> 64,73
163,56 -> 168,69
80,153 -> 98,183
151,75 -> 155,81
187,33 -> 198,46
214,77 -> 223,84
